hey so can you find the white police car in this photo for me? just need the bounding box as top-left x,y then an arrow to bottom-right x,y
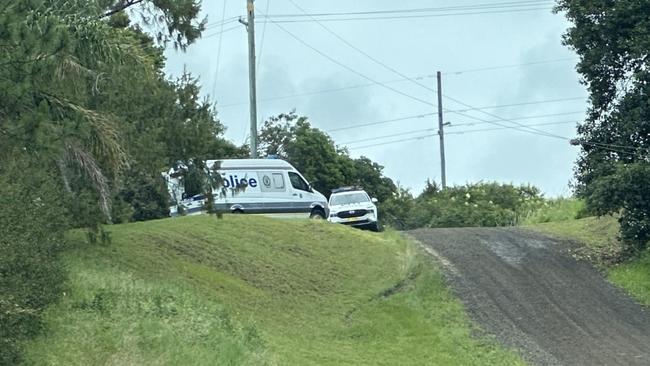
328,187 -> 379,231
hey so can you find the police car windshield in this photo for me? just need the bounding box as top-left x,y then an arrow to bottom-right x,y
330,192 -> 369,206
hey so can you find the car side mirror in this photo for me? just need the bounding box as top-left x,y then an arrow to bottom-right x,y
371,198 -> 378,203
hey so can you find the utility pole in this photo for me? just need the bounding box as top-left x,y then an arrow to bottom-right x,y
437,71 -> 447,189
241,0 -> 258,158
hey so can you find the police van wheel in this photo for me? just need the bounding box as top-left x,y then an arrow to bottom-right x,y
309,209 -> 326,220
232,209 -> 244,214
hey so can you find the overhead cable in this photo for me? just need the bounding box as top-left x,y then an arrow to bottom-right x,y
258,7 -> 437,108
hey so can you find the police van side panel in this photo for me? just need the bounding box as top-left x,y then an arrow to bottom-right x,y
165,159 -> 328,217
215,170 -> 292,214
214,169 -> 326,217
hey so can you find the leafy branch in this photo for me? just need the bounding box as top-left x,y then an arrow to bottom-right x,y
101,0 -> 145,19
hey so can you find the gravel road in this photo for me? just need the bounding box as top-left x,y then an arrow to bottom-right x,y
409,227 -> 650,366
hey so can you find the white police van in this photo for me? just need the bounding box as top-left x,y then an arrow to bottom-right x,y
163,159 -> 328,219
327,187 -> 379,231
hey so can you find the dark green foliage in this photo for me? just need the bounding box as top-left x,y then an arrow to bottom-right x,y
257,112 -> 398,200
384,182 -> 544,230
378,186 -> 417,230
557,1 -> 650,251
100,0 -> 207,50
285,121 -> 348,196
115,167 -> 170,222
0,159 -> 67,365
181,161 -> 209,198
1,0 -> 224,362
345,157 -> 398,203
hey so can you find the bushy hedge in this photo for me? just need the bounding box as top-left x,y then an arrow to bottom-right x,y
382,182 -> 547,230
0,163 -> 67,365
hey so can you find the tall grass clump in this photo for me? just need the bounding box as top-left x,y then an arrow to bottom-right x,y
23,258 -> 269,366
521,198 -> 587,225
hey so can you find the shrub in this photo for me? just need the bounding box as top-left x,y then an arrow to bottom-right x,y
0,162 -> 67,365
417,182 -> 544,228
382,182 -> 548,230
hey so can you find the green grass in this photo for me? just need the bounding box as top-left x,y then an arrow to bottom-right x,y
527,216 -> 650,306
520,198 -> 586,225
23,215 -> 523,365
609,251 -> 650,306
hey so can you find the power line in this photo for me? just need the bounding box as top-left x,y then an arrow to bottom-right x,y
246,3 -> 641,160
450,110 -> 585,127
257,8 -> 437,108
218,62 -> 583,108
327,110 -> 585,133
256,0 -> 271,71
286,0 -> 440,103
203,25 -> 240,39
443,57 -> 577,75
280,1 -> 574,142
442,94 -> 569,139
205,17 -> 240,30
257,4 -> 583,157
209,0 -> 553,27
348,134 -> 435,150
327,113 -> 436,132
205,16 -> 239,29
446,120 -> 577,135
257,15 -> 635,157
346,129 -> 644,155
447,97 -> 586,113
269,1 -> 553,18
341,128 -> 436,145
439,95 -> 643,154
219,75 -> 436,107
342,120 -> 577,146
266,1 -> 633,156
258,7 -> 554,23
210,0 -> 230,98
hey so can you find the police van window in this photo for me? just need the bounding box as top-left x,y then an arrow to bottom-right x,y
288,172 -> 310,192
272,173 -> 285,189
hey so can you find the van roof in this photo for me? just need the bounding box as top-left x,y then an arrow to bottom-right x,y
206,159 -> 295,170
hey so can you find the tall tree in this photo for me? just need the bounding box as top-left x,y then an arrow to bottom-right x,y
99,0 -> 207,50
557,0 -> 650,250
258,112 -> 397,200
0,1 -> 141,361
1,1 -> 230,361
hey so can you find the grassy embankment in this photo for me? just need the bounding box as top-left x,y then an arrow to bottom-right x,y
524,199 -> 650,306
23,215 -> 523,365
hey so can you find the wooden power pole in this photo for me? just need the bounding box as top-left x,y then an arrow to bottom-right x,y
437,71 -> 447,189
243,0 -> 258,158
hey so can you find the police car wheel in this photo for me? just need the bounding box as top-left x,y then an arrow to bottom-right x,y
309,209 -> 325,220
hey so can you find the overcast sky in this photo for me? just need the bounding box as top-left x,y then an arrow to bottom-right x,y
164,0 -> 587,197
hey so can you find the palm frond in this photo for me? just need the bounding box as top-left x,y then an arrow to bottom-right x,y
40,92 -> 129,175
64,141 -> 112,222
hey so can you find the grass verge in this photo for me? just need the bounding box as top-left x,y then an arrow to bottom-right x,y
23,215 -> 523,365
520,198 -> 586,225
